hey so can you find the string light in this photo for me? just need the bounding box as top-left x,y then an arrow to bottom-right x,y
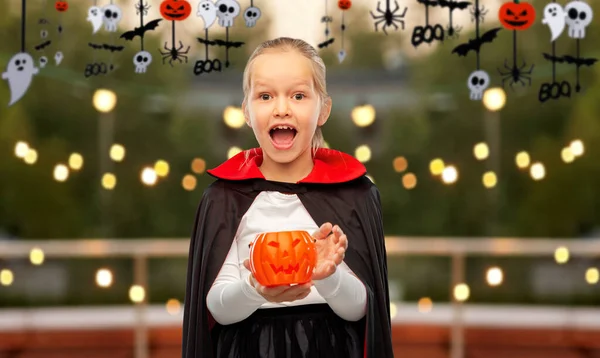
154,160 -> 170,177
191,158 -> 206,174
486,267 -> 503,286
402,173 -> 417,189
585,268 -> 599,285
530,162 -> 545,180
53,164 -> 69,182
473,142 -> 489,160
351,104 -> 376,127
227,147 -> 243,159
453,283 -> 470,302
554,246 -> 569,264
110,144 -> 126,162
482,171 -> 497,188
393,156 -> 408,172
141,167 -> 157,186
129,285 -> 145,303
166,299 -> 182,315
515,151 -> 530,169
69,153 -> 84,170
182,174 -> 197,191
29,247 -> 44,265
0,269 -> 14,286
95,268 -> 113,288
223,106 -> 245,128
14,141 -> 29,158
569,139 -> 584,157
354,145 -> 371,163
561,147 -> 575,163
102,173 -> 117,190
442,165 -> 458,184
417,297 -> 433,313
24,149 -> 38,164
429,158 -> 445,175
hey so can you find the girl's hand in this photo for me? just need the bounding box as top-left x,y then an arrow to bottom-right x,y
243,259 -> 312,303
311,222 -> 348,281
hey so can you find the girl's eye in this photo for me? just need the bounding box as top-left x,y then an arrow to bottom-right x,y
294,93 -> 305,100
260,94 -> 271,100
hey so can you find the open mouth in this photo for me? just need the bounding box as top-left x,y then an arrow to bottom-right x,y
506,20 -> 528,26
269,125 -> 297,150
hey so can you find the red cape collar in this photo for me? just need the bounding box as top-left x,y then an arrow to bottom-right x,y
206,148 -> 367,184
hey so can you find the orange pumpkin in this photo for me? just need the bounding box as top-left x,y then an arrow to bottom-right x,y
338,0 -> 352,10
55,0 -> 68,12
249,231 -> 317,287
498,0 -> 535,31
160,0 -> 191,21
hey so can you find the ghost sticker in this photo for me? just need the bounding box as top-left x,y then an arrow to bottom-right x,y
87,6 -> 104,34
2,53 -> 39,106
197,0 -> 217,28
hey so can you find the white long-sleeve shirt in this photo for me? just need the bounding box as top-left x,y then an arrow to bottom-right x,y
206,191 -> 367,325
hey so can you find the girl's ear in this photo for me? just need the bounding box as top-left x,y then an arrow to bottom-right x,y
317,97 -> 332,126
242,102 -> 251,127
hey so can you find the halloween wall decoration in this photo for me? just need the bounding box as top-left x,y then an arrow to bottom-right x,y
36,0 -> 52,69
411,0 -> 444,47
337,0 -> 351,63
318,0 -> 335,49
211,0 -> 243,68
120,0 -> 162,74
497,0 -> 536,88
195,0 -> 221,75
2,0 -> 39,106
243,0 -> 261,27
102,2 -> 123,32
159,0 -> 192,66
52,0 -> 66,65
87,4 -> 104,33
248,231 -> 317,287
538,0 -> 596,102
452,0 -> 501,100
439,0 -> 472,39
370,0 -> 408,35
84,0 -> 123,77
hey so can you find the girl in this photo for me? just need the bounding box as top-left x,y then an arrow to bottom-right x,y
182,37 -> 393,358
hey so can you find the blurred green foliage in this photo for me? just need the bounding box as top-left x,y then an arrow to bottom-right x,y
0,1 -> 599,307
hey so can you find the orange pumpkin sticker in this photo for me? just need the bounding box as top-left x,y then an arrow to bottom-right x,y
249,231 -> 317,287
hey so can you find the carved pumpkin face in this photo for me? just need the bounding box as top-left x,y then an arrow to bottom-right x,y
498,1 -> 535,30
55,0 -> 68,12
249,231 -> 317,287
160,0 -> 192,21
338,0 -> 352,10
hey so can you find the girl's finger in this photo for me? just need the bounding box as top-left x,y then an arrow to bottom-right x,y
312,222 -> 332,241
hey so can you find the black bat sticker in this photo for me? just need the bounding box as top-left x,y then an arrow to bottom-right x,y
88,42 -> 125,52
452,27 -> 501,56
542,53 -> 598,67
35,40 -> 52,51
438,0 -> 471,10
416,0 -> 440,6
120,19 -> 162,41
318,38 -> 335,49
196,38 -> 245,48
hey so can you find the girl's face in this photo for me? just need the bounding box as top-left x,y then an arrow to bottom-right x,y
245,50 -> 329,169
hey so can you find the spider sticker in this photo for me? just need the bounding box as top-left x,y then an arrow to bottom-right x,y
120,0 -> 162,73
2,0 -> 39,106
318,0 -> 335,49
538,0 -> 596,102
337,0 -> 351,63
497,0 -> 536,89
452,0 -> 501,100
159,0 -> 192,66
370,0 -> 408,35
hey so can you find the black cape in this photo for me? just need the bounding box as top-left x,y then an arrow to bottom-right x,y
181,148 -> 393,357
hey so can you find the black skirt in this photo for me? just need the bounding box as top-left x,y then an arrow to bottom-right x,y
211,303 -> 365,358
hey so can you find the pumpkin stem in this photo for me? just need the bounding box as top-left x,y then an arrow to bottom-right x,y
514,0 -> 519,3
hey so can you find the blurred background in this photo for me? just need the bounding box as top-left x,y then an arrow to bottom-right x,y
1,0 -> 599,357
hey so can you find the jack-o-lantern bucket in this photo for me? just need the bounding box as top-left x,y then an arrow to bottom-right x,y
249,231 -> 317,287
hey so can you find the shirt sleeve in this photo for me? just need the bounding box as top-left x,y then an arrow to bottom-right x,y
206,237 -> 268,325
312,262 -> 367,321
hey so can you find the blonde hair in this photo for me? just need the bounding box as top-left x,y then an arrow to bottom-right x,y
242,37 -> 330,155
